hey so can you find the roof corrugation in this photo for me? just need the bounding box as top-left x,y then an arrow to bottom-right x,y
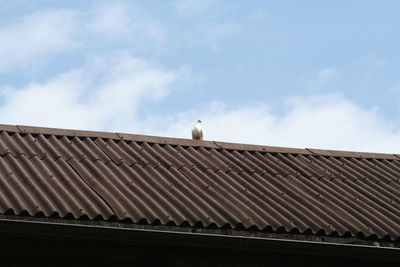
0,124 -> 400,241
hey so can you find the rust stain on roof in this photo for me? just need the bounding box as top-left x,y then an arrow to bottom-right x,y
0,123 -> 400,241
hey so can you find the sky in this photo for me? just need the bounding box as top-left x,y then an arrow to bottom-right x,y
1,0 -> 400,153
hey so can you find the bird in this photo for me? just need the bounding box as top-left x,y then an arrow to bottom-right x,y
192,120 -> 203,140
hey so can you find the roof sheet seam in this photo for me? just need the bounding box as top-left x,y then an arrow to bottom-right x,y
65,158 -> 117,220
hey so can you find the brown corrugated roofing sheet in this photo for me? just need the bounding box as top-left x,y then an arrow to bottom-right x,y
0,124 -> 400,241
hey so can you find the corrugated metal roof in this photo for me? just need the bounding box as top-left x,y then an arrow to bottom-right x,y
0,124 -> 400,241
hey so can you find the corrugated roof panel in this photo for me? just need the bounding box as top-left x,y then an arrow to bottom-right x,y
0,124 -> 400,241
0,153 -> 114,219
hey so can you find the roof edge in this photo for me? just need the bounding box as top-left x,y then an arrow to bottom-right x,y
0,214 -> 394,247
306,148 -> 399,160
0,216 -> 399,258
0,123 -> 398,159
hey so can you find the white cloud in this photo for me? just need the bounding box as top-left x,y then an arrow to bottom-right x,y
0,53 -> 180,131
2,53 -> 400,154
0,9 -> 77,72
152,94 -> 400,154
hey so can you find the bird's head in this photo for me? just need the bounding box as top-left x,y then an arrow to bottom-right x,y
197,119 -> 202,123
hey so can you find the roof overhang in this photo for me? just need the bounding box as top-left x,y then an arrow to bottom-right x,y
0,216 -> 398,262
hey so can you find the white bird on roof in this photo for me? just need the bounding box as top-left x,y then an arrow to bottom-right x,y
192,120 -> 203,140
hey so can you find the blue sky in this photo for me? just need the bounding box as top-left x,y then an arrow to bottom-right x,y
1,0 -> 400,152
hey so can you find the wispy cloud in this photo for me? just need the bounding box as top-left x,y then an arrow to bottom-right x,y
86,2 -> 132,36
175,0 -> 221,15
310,68 -> 337,88
0,2 -> 170,74
0,9 -> 77,72
359,53 -> 387,69
0,52 -> 180,132
247,7 -> 270,23
86,2 -> 167,45
172,0 -> 242,50
0,1 -> 259,73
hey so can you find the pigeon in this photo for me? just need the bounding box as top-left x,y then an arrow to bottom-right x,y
192,120 -> 203,140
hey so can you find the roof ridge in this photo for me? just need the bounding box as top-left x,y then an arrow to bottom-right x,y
0,123 -> 398,160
